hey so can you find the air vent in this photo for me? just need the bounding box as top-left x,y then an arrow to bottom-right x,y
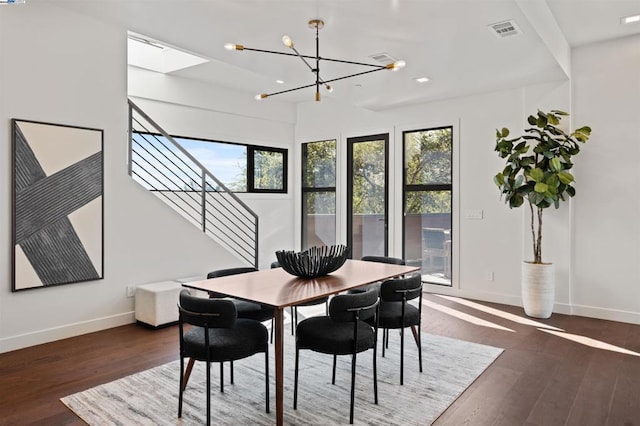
488,20 -> 522,38
369,52 -> 397,65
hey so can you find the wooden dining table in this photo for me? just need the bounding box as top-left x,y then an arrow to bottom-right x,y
183,259 -> 419,425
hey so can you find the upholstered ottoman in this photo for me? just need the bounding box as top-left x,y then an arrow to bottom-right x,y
134,281 -> 183,327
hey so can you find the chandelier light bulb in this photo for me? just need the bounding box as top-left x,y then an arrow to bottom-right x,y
325,84 -> 333,92
282,35 -> 294,48
224,43 -> 235,50
255,93 -> 268,100
391,60 -> 406,71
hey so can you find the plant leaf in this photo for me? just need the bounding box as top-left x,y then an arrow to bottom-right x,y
528,167 -> 544,182
534,182 -> 548,193
558,171 -> 574,184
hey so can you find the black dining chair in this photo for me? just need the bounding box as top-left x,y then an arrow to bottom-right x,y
294,289 -> 379,424
348,255 -> 406,295
376,272 -> 423,385
206,267 -> 275,341
177,289 -> 269,426
271,260 -> 329,335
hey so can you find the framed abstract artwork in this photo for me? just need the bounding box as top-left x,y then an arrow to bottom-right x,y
11,119 -> 104,291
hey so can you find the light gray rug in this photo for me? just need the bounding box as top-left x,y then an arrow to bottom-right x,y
61,332 -> 502,425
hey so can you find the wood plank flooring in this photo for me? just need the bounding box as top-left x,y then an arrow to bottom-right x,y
1,294 -> 639,425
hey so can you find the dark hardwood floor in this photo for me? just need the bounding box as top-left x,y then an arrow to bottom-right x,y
1,294 -> 639,425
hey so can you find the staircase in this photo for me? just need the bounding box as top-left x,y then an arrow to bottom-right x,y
127,100 -> 258,268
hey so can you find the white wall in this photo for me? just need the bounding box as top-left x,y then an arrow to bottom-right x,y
0,3 -> 295,353
571,34 -> 640,323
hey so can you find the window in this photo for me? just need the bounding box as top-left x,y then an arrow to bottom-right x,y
248,147 -> 287,193
133,132 -> 287,193
301,140 -> 336,250
402,126 -> 453,285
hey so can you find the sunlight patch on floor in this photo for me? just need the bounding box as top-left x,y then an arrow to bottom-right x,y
435,295 -> 564,331
538,328 -> 640,357
422,299 -> 515,332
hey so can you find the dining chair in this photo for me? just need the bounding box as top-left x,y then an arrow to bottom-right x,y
271,260 -> 329,335
376,272 -> 423,385
177,289 -> 269,426
206,267 -> 275,341
348,255 -> 406,295
294,289 -> 379,424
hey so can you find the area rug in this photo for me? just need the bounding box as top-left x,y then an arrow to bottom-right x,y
61,332 -> 502,425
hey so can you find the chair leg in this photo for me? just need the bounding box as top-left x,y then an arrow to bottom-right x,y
178,356 -> 184,417
381,329 -> 387,357
415,325 -> 423,373
182,357 -> 195,391
265,345 -> 270,413
230,360 -> 234,384
400,327 -> 405,385
206,359 -> 211,426
220,362 -> 224,393
349,352 -> 357,424
290,307 -> 295,335
373,345 -> 378,405
332,354 -> 337,385
293,347 -> 299,410
270,318 -> 274,344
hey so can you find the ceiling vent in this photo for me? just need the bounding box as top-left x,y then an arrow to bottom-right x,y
369,52 -> 397,65
488,20 -> 522,38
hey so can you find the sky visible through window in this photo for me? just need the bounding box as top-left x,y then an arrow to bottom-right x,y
176,137 -> 246,189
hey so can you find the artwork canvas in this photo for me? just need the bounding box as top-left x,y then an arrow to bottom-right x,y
12,119 -> 104,291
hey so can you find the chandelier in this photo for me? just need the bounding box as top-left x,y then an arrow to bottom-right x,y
224,19 -> 406,101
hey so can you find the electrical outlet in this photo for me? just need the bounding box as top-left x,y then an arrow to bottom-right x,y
485,271 -> 494,282
465,209 -> 484,220
126,285 -> 136,298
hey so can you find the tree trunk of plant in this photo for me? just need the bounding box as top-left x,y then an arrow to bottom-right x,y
528,201 -> 543,263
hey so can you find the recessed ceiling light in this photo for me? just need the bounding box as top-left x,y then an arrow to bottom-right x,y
276,80 -> 284,84
415,77 -> 430,83
622,14 -> 640,24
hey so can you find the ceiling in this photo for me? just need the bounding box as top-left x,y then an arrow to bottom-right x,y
48,0 -> 640,111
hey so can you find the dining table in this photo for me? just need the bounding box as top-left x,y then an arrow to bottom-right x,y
183,258 -> 420,425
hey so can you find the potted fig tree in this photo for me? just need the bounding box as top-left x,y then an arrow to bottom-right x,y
494,110 -> 591,318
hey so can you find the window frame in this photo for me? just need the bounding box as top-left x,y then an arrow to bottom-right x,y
401,125 -> 454,286
134,131 -> 288,194
301,139 -> 337,250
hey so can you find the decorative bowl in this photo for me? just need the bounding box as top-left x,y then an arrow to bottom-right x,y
275,244 -> 350,278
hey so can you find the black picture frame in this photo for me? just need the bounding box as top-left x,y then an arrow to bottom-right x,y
11,119 -> 104,291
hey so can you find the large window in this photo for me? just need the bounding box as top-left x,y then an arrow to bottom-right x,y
135,133 -> 287,193
301,140 -> 336,250
403,126 -> 453,285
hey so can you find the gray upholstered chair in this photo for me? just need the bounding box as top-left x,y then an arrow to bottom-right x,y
294,289 -> 379,424
177,289 -> 269,425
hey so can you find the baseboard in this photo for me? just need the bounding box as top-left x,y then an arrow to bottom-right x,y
0,311 -> 136,354
423,285 -> 640,326
569,304 -> 640,325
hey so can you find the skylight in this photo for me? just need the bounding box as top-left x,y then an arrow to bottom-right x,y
127,32 -> 208,74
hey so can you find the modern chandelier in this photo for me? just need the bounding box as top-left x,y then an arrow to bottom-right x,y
224,19 -> 406,101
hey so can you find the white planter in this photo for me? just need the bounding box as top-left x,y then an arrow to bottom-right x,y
521,262 -> 555,318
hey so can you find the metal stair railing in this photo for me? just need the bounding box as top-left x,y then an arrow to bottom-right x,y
127,100 -> 258,268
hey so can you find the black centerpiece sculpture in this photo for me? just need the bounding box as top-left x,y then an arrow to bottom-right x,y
275,244 -> 350,278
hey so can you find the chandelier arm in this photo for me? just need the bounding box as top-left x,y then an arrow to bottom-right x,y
263,82 -> 319,97
239,47 -> 385,69
317,56 -> 387,68
322,67 -> 390,84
